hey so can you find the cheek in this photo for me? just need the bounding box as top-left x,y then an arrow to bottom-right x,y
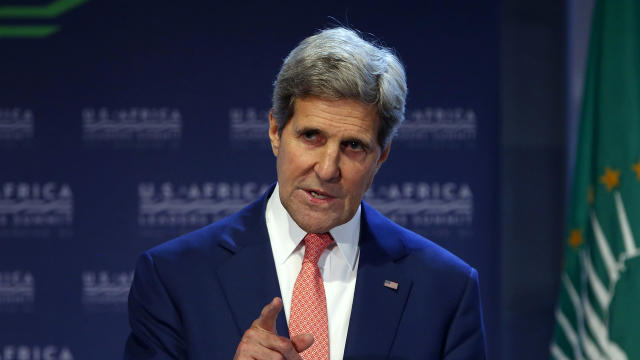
360,164 -> 379,191
277,144 -> 307,185
344,166 -> 374,196
276,151 -> 291,186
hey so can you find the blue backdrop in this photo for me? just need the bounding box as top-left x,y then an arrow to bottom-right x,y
0,1 -> 500,359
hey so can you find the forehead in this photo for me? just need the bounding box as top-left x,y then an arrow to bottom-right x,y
290,97 -> 380,137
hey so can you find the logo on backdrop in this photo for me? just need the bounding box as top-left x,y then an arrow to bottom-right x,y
81,107 -> 182,148
0,345 -> 74,360
0,0 -> 89,39
138,181 -> 271,238
81,270 -> 132,312
0,271 -> 34,312
228,107 -> 269,145
365,181 -> 473,237
0,182 -> 73,239
0,108 -> 33,147
397,108 -> 477,147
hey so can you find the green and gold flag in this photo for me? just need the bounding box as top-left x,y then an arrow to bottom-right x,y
551,1 -> 640,359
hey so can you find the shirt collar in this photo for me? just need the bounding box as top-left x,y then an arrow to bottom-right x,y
266,183 -> 360,270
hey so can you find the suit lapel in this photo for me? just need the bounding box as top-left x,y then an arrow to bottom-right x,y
343,203 -> 412,359
216,186 -> 290,337
217,239 -> 289,336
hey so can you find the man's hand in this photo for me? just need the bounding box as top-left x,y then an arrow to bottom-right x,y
234,297 -> 314,360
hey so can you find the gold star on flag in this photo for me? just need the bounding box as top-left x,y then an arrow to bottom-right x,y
568,229 -> 583,248
633,159 -> 640,180
600,167 -> 620,191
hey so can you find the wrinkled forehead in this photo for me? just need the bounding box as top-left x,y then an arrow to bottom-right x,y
293,96 -> 378,122
289,96 -> 381,131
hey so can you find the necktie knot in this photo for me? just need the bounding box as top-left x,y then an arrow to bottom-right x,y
303,233 -> 334,265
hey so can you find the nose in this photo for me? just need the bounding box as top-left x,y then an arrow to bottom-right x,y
314,145 -> 341,183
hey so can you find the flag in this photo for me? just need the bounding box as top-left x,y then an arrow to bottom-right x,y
550,1 -> 640,359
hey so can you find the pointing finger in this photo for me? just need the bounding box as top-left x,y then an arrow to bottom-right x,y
253,297 -> 282,333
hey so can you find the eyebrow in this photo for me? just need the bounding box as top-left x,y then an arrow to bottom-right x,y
294,126 -> 322,135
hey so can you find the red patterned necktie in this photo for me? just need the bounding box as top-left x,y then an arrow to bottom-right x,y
289,233 -> 334,360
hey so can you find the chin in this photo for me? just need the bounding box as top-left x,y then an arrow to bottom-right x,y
296,222 -> 332,234
294,215 -> 335,234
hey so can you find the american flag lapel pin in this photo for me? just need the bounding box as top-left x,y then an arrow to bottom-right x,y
384,280 -> 399,290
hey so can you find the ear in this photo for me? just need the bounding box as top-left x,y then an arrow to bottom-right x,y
268,110 -> 280,157
376,141 -> 391,170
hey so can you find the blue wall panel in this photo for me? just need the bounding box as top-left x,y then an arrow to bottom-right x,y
0,1 -> 500,358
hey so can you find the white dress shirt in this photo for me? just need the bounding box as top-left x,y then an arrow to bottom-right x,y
265,183 -> 360,360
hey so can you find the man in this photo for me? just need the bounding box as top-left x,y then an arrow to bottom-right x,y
124,27 -> 486,359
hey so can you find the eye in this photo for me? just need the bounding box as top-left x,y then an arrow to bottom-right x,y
302,131 -> 317,140
344,140 -> 365,152
299,130 -> 322,144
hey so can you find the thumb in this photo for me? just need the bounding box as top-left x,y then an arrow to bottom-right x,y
291,333 -> 314,353
253,297 -> 282,333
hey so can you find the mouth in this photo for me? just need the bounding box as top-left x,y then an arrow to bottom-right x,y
304,188 -> 335,202
309,190 -> 329,199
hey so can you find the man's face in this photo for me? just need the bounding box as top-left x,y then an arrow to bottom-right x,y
269,96 -> 390,233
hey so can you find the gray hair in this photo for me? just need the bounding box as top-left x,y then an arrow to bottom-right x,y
271,27 -> 407,147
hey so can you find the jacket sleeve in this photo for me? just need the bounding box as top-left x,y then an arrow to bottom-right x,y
442,267 -> 487,360
124,252 -> 187,360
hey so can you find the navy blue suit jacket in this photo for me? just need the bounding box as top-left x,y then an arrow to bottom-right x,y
124,186 -> 486,359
